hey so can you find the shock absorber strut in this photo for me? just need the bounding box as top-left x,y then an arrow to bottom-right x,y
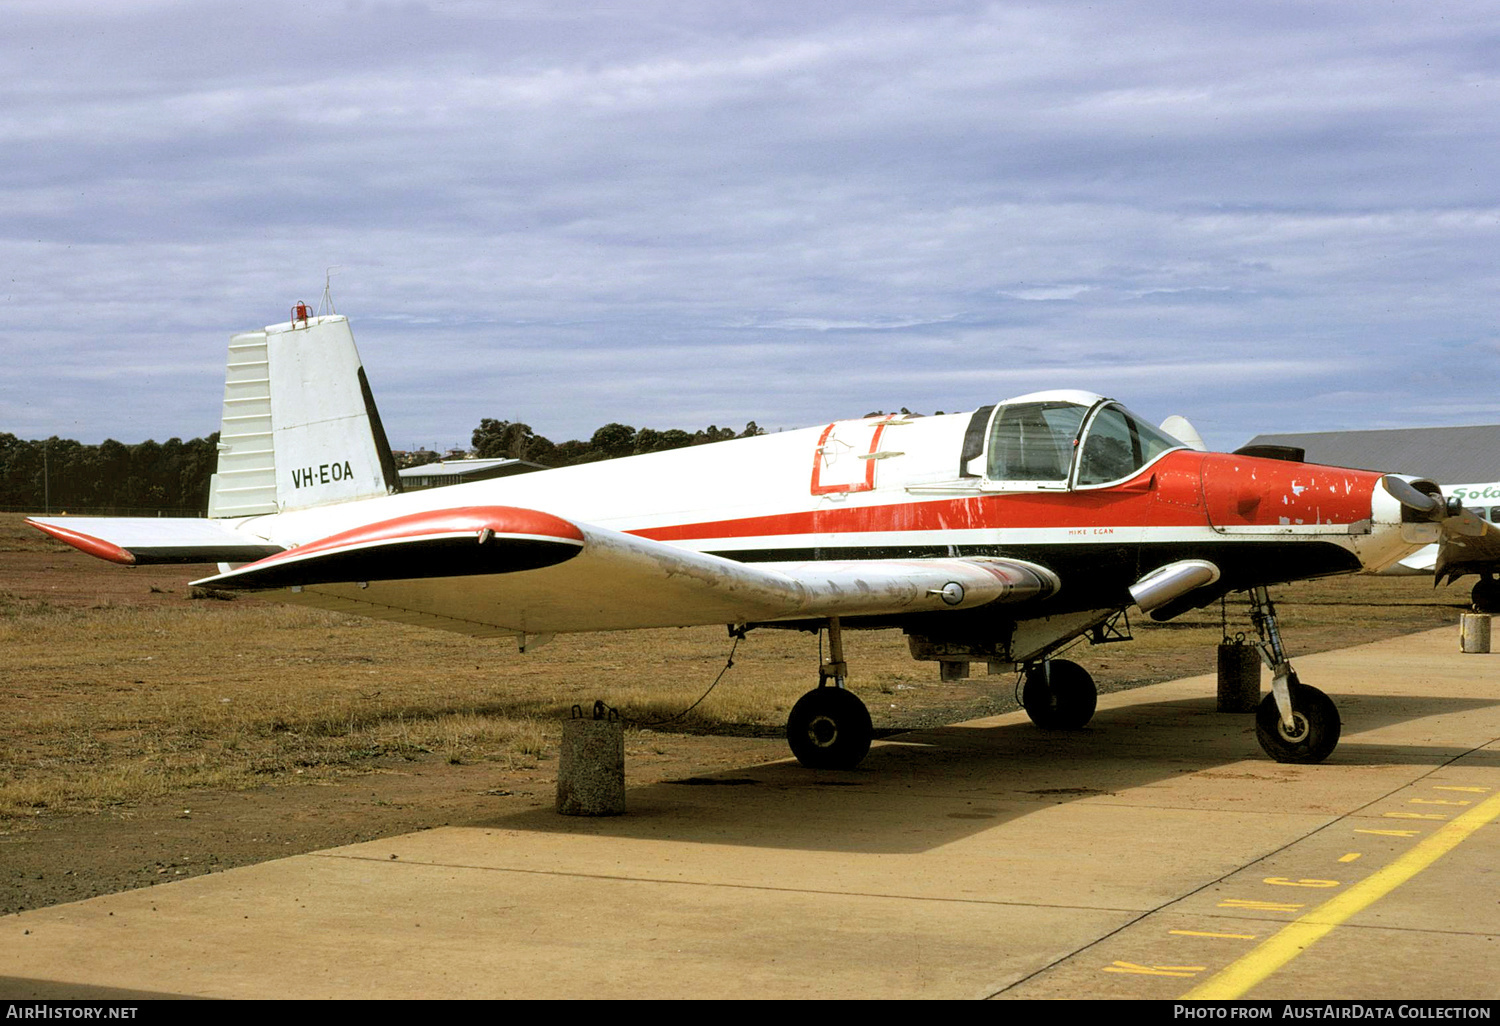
820,616 -> 848,688
1248,586 -> 1298,729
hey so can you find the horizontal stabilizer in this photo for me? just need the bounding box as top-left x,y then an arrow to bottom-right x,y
192,505 -> 1060,636
27,517 -> 284,566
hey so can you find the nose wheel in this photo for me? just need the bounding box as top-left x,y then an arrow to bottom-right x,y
1255,680 -> 1340,763
1248,586 -> 1342,764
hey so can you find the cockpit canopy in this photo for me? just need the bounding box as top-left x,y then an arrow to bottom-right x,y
975,390 -> 1184,489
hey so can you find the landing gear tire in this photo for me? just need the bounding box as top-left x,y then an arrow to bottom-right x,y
1022,659 -> 1097,730
1471,577 -> 1500,614
787,687 -> 873,770
1255,682 -> 1341,764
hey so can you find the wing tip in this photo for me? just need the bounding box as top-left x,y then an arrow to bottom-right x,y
26,518 -> 136,565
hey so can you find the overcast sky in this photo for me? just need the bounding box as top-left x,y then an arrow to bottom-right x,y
3,0 -> 1497,453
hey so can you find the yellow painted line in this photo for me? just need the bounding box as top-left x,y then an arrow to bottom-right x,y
1337,853 -> 1361,863
1218,899 -> 1305,912
1383,812 -> 1447,820
1433,786 -> 1489,793
1355,828 -> 1420,837
1409,798 -> 1470,806
1263,877 -> 1339,888
1105,961 -> 1204,978
1184,789 -> 1500,1000
1170,930 -> 1258,940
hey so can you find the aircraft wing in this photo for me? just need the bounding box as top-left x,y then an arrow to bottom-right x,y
27,516 -> 284,565
190,504 -> 1059,638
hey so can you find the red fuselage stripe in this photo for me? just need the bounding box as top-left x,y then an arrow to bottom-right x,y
634,451 -> 1385,544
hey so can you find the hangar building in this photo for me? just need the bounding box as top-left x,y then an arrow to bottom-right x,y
397,457 -> 548,491
1243,426 -> 1500,489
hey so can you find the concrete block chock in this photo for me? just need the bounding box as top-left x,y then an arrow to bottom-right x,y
1460,613 -> 1492,654
1216,639 -> 1261,713
557,701 -> 626,816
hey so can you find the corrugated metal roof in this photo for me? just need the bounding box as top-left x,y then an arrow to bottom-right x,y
398,458 -> 522,480
397,457 -> 549,490
1244,426 -> 1500,483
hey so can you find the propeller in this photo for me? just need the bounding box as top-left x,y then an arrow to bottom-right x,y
1381,475 -> 1485,534
1382,475 -> 1500,585
1380,475 -> 1445,518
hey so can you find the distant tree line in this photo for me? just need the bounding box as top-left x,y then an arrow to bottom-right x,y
2,409 -> 953,512
470,419 -> 766,465
0,418 -> 772,513
0,433 -> 221,514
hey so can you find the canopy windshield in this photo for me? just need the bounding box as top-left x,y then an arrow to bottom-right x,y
1076,403 -> 1182,485
983,397 -> 1182,487
986,401 -> 1088,483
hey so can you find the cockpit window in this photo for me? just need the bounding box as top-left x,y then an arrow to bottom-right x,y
1076,404 -> 1181,485
986,402 -> 1087,482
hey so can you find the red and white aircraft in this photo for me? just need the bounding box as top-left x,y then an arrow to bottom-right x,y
28,309 -> 1483,769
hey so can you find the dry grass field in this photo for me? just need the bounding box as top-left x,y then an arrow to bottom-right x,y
0,513 -> 1468,913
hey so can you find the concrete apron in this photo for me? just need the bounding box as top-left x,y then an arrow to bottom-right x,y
1,626 -> 1496,1000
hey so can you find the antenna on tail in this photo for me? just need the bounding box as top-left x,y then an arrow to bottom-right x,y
318,266 -> 341,316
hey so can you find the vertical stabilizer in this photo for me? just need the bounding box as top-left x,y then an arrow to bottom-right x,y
208,313 -> 399,518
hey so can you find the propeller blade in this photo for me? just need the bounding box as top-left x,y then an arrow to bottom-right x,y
1381,475 -> 1443,517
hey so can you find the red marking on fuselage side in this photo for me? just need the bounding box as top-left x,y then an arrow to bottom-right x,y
257,506 -> 585,568
809,418 -> 890,495
26,519 -> 136,565
637,451 -> 1383,544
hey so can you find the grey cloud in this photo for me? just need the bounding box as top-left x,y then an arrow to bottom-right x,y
2,1 -> 1497,453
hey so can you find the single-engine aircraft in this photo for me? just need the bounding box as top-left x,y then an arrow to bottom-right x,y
28,308 -> 1490,770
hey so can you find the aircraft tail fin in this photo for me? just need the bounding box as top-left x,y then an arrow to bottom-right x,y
208,310 -> 400,518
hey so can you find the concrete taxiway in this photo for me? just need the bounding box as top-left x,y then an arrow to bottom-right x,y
2,625 -> 1497,1000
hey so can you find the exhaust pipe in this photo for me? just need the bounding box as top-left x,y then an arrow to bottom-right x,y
1130,559 -> 1221,614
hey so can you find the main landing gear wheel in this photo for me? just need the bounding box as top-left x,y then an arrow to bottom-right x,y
787,686 -> 873,770
1472,577 -> 1500,614
1021,659 -> 1097,730
1255,682 -> 1341,764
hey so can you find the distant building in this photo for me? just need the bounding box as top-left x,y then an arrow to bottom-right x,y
392,449 -> 442,469
1243,426 -> 1500,485
398,457 -> 549,491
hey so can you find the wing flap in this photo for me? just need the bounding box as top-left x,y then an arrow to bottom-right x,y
192,504 -> 1059,635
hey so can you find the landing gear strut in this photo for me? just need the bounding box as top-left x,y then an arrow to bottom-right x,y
786,617 -> 873,770
1021,659 -> 1097,729
1247,586 -> 1341,763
